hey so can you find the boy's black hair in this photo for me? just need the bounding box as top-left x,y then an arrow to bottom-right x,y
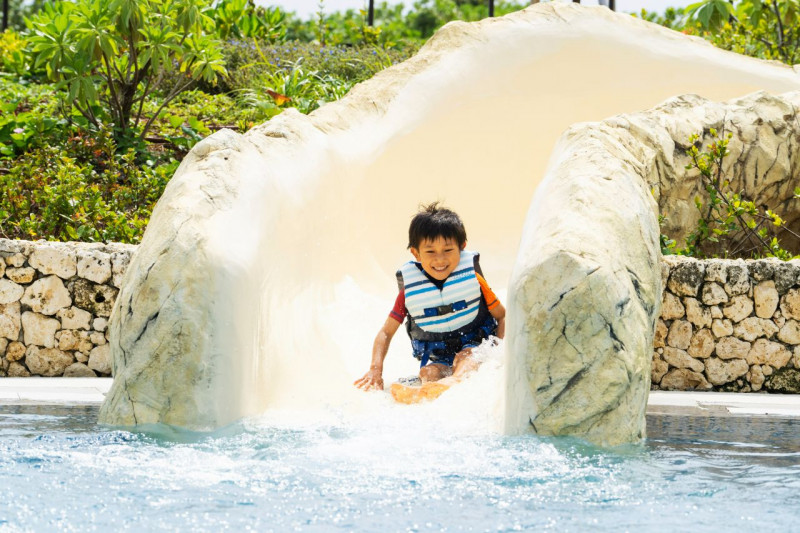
408,202 -> 467,249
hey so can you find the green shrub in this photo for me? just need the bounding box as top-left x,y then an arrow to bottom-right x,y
221,40 -> 417,93
0,77 -> 67,159
661,129 -> 800,259
26,0 -> 227,144
682,0 -> 800,64
0,30 -> 28,76
209,0 -> 286,41
0,137 -> 175,243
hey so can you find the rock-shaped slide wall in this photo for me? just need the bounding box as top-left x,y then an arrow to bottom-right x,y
507,91 -> 800,445
99,3 -> 800,443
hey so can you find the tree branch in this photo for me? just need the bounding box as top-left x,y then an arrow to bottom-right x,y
137,77 -> 195,141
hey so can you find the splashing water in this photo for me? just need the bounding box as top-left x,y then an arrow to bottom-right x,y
2,404 -> 799,531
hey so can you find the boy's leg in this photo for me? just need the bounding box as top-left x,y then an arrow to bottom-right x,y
419,363 -> 453,382
452,348 -> 480,378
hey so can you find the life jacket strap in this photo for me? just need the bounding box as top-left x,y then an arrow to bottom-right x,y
416,297 -> 481,320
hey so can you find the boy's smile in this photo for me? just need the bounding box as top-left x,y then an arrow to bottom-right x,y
410,237 -> 465,281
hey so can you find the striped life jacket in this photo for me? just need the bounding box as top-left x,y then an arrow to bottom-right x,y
396,251 -> 495,353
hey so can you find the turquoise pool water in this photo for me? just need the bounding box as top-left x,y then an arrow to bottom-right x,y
1,405 -> 798,532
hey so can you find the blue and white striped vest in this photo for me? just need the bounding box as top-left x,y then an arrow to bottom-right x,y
397,251 -> 491,343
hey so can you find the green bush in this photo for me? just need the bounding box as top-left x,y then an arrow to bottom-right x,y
667,0 -> 800,65
661,129 -> 800,259
0,30 -> 28,76
26,0 -> 227,144
0,136 -> 175,243
221,40 -> 417,92
209,0 -> 286,41
0,77 -> 67,160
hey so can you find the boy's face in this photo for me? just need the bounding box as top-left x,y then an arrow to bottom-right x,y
410,237 -> 465,281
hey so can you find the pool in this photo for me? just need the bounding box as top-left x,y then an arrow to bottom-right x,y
1,404 -> 798,532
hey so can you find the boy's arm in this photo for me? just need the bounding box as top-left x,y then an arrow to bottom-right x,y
490,301 -> 506,339
476,272 -> 506,339
354,316 -> 401,391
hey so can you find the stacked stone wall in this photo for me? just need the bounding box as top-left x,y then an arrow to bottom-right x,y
0,239 -> 135,377
653,255 -> 800,393
3,238 -> 800,392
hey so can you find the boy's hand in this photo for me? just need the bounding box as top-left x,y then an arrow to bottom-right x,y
354,367 -> 384,391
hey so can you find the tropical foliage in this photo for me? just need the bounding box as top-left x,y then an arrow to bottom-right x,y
2,0 -> 797,247
660,130 -> 800,259
639,0 -> 800,64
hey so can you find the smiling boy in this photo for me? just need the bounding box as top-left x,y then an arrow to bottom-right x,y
354,203 -> 506,391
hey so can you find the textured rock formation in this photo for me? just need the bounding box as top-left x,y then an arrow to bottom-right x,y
96,3 -> 800,435
506,110 -> 662,447
508,90 -> 800,445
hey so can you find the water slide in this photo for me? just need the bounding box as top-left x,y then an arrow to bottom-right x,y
99,3 -> 800,433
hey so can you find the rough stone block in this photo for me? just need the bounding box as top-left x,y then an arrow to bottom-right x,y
661,292 -> 685,320
732,317 -> 779,342
747,338 -> 791,367
764,367 -> 800,393
5,267 -> 34,284
89,331 -> 106,345
70,279 -> 118,318
749,260 -> 774,282
705,357 -> 749,386
5,253 -> 25,268
667,320 -> 692,350
29,246 -> 77,279
715,336 -> 751,360
8,361 -> 30,377
701,282 -> 728,306
723,295 -> 753,323
0,302 -> 20,341
711,318 -> 733,338
21,311 -> 59,348
684,297 -> 711,328
668,261 -> 705,297
749,364 -> 765,391
111,251 -> 132,288
0,279 -> 24,305
5,341 -> 24,361
64,362 -> 96,377
660,368 -> 711,390
688,328 -> 715,359
703,260 -> 727,283
778,320 -> 800,344
723,262 -> 750,296
773,262 -> 799,294
754,280 -> 779,318
780,288 -> 800,320
77,250 -> 112,285
25,346 -> 74,376
20,275 -> 72,316
57,306 -> 92,330
651,355 -> 668,384
57,330 -> 81,351
662,346 -> 704,372
88,344 -> 111,374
